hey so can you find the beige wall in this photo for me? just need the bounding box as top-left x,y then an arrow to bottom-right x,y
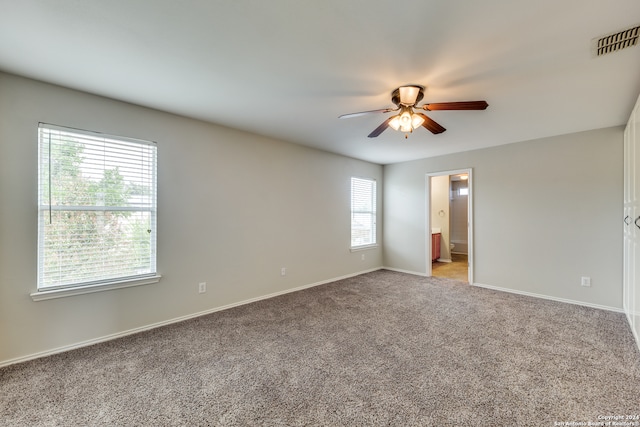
0,70 -> 625,365
0,73 -> 383,364
384,127 -> 623,309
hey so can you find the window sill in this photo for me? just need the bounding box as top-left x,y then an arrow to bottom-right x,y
30,275 -> 162,301
350,244 -> 379,252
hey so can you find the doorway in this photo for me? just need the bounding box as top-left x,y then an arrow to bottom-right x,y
426,169 -> 473,283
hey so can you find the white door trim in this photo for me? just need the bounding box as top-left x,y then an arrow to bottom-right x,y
425,168 -> 474,283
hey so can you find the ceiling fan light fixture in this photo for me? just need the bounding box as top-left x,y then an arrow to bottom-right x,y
388,115 -> 401,131
399,109 -> 413,132
411,113 -> 425,129
398,85 -> 421,105
389,108 -> 425,134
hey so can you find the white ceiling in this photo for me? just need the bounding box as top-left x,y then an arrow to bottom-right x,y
1,1 -> 639,164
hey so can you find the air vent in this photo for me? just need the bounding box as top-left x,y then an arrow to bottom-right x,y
592,25 -> 639,57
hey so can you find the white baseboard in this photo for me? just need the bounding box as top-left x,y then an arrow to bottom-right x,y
631,324 -> 640,353
472,282 -> 624,313
382,266 -> 428,277
0,267 -> 383,368
624,308 -> 640,353
437,258 -> 452,263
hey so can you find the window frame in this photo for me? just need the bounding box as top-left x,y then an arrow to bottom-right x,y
350,176 -> 378,251
33,123 -> 160,301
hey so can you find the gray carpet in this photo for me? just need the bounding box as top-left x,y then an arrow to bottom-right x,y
1,270 -> 639,426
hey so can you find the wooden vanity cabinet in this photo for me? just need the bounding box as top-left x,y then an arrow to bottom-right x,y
432,233 -> 441,261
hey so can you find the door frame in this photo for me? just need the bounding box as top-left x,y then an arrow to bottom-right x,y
425,168 -> 474,283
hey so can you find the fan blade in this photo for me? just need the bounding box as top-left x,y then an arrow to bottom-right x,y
416,113 -> 446,134
422,101 -> 488,111
368,117 -> 393,138
339,107 -> 397,119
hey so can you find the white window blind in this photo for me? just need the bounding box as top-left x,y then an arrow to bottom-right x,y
37,124 -> 157,290
351,177 -> 377,248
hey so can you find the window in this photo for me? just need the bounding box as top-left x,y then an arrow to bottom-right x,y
37,124 -> 158,293
350,177 -> 377,248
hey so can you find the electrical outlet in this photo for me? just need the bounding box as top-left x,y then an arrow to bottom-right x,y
281,267 -> 286,276
581,277 -> 591,287
361,254 -> 365,261
198,282 -> 206,293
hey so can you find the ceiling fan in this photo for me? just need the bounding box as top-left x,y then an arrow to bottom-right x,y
339,85 -> 488,138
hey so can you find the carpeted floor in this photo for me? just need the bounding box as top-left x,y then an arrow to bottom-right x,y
1,270 -> 639,426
